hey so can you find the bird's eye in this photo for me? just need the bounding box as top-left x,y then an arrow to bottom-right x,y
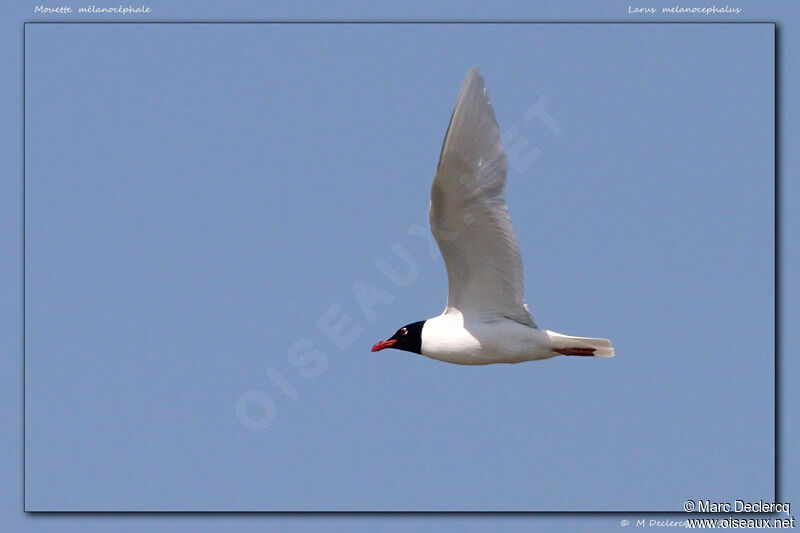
400,327 -> 408,336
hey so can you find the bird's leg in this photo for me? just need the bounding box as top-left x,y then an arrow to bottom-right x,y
553,347 -> 596,356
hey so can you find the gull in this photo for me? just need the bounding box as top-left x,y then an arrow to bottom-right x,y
372,68 -> 614,364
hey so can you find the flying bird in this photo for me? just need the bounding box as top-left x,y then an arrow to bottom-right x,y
372,68 -> 614,364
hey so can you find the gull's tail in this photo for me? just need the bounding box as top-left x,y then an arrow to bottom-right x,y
545,330 -> 615,358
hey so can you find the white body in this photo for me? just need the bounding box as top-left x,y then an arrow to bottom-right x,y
421,310 -> 614,365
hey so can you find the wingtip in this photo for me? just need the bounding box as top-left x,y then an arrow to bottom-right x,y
460,67 -> 486,98
466,67 -> 482,81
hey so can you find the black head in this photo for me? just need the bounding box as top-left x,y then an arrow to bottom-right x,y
372,321 -> 425,355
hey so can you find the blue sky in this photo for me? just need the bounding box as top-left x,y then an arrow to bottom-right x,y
23,19 -> 774,515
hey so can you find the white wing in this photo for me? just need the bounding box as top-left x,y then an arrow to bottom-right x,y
430,68 -> 535,327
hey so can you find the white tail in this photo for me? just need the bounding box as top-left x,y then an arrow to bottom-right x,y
545,330 -> 615,358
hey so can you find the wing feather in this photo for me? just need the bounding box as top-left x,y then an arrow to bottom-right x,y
430,68 -> 535,326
